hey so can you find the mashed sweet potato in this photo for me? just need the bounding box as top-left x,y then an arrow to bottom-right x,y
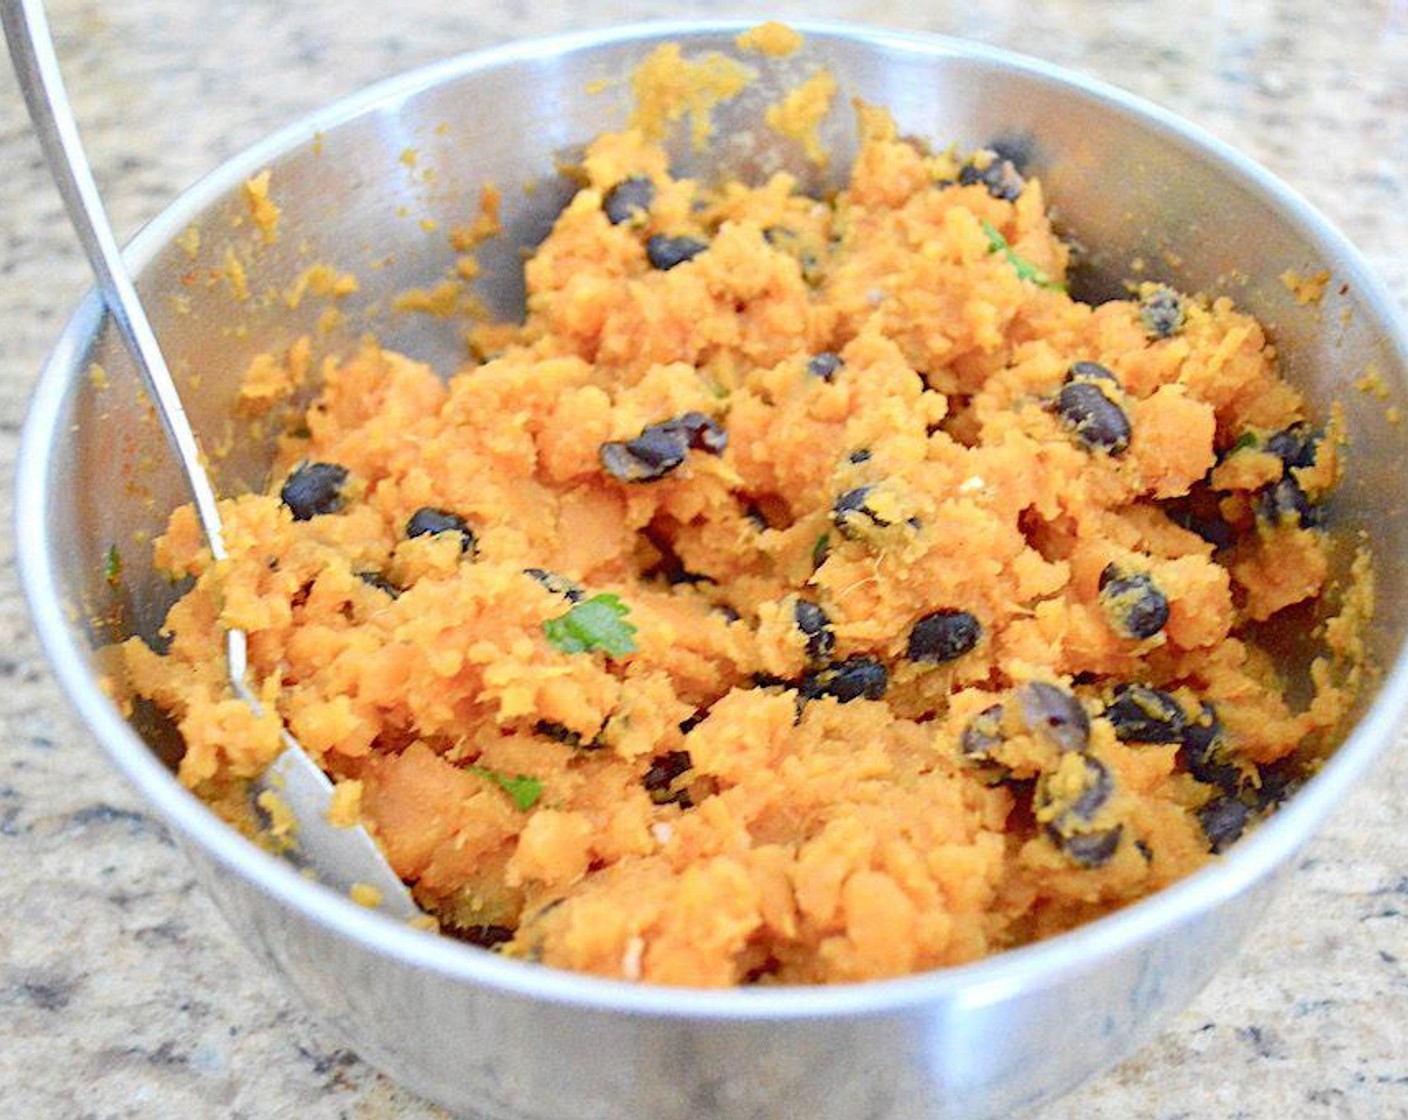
122,78 -> 1366,986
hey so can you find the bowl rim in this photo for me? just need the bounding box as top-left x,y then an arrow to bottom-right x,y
17,17 -> 1408,1021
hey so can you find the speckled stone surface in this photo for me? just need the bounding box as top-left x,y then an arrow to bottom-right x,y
2,2 -> 1407,1117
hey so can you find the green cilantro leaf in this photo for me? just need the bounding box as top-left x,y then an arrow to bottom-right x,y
812,532 -> 831,567
104,544 -> 123,588
980,220 -> 1065,291
1229,430 -> 1260,454
542,593 -> 638,657
468,765 -> 543,812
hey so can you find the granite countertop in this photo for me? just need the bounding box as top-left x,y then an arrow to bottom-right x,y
2,1 -> 1406,1117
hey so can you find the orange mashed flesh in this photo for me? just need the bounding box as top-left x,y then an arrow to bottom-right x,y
123,102 -> 1366,987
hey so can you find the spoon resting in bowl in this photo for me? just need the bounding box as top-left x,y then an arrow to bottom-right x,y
2,0 -> 419,921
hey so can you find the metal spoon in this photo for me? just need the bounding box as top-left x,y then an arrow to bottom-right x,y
3,0 -> 419,920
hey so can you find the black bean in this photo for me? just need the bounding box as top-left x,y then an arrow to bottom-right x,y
603,176 -> 655,225
808,352 -> 844,382
280,462 -> 348,521
794,599 -> 835,663
1065,360 -> 1120,386
535,720 -> 580,747
600,414 -> 727,484
907,609 -> 983,664
675,411 -> 729,454
1254,758 -> 1306,812
601,426 -> 687,482
1257,476 -> 1322,529
958,155 -> 1025,201
646,234 -> 707,271
1036,755 -> 1116,861
1188,516 -> 1237,552
1059,825 -> 1124,868
406,507 -> 475,554
1197,796 -> 1250,853
1098,564 -> 1170,640
1054,382 -> 1131,454
1184,747 -> 1243,796
455,924 -> 516,950
833,486 -> 876,525
961,703 -> 1005,760
523,568 -> 585,603
535,719 -> 604,751
1178,702 -> 1221,765
357,571 -> 400,598
643,750 -> 694,806
1265,422 -> 1319,471
1139,286 -> 1186,339
535,720 -> 581,747
1015,682 -> 1091,753
1105,684 -> 1186,744
1038,754 -> 1121,867
1066,754 -> 1116,822
847,448 -> 871,464
831,486 -> 893,539
800,656 -> 888,704
751,672 -> 792,690
1162,497 -> 1238,552
1178,702 -> 1242,794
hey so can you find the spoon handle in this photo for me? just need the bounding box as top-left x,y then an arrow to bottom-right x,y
3,0 -> 422,919
2,0 -> 227,559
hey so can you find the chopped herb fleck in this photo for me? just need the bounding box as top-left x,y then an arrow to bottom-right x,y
542,593 -> 638,656
980,220 -> 1064,291
1228,431 -> 1260,454
104,544 -> 122,588
468,765 -> 543,812
812,532 -> 831,567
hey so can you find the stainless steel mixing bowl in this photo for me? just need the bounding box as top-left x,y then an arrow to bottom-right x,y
17,21 -> 1408,1120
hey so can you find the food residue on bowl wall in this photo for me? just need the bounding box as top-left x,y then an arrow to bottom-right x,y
735,21 -> 804,57
628,43 -> 755,150
1281,267 -> 1330,306
242,169 -> 282,245
763,69 -> 838,167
